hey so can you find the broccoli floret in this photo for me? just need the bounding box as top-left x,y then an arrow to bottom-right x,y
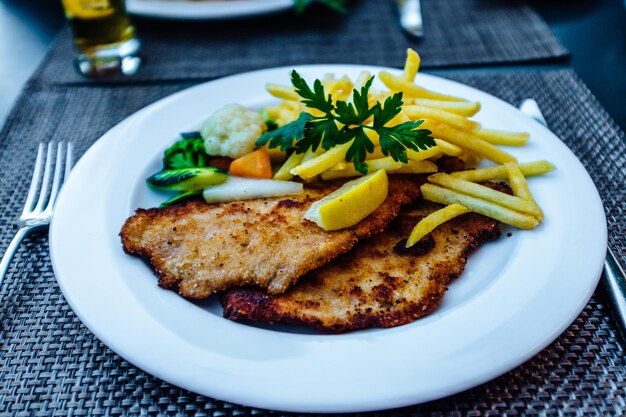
163,132 -> 210,169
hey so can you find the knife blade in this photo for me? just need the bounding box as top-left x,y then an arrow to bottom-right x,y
395,0 -> 423,38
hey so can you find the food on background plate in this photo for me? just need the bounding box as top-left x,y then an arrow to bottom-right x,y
120,48 -> 555,332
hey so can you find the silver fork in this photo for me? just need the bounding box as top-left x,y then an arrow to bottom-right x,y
0,142 -> 73,288
520,98 -> 626,340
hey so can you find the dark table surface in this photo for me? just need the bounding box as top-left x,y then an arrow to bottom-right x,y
2,0 -> 624,133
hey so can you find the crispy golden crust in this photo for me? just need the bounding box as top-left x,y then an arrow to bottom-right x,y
220,201 -> 501,333
120,176 -> 421,299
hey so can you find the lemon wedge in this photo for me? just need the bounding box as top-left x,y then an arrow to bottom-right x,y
303,169 -> 389,231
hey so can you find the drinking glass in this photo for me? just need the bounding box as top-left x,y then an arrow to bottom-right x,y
60,0 -> 141,77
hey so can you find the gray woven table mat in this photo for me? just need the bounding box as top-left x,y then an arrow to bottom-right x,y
1,69 -> 625,416
33,0 -> 568,85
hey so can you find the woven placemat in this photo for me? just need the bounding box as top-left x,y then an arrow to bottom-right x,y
33,0 -> 568,85
1,70 -> 624,416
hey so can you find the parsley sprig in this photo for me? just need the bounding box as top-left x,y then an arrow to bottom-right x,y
256,70 -> 435,174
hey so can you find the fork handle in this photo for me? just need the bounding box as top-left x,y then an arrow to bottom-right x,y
0,227 -> 32,290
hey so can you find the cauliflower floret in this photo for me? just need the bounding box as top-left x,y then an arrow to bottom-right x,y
201,104 -> 266,159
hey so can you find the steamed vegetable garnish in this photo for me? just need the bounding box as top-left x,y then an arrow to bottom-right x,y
202,177 -> 303,203
229,149 -> 272,179
160,190 -> 201,208
163,133 -> 210,169
147,167 -> 228,191
202,104 -> 267,159
256,70 -> 435,175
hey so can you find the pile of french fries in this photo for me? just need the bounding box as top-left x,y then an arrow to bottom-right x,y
263,48 -> 555,246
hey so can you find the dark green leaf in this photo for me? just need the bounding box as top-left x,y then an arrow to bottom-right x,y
334,100 -> 358,125
373,92 -> 404,128
296,117 -> 339,153
352,77 -> 376,123
335,77 -> 375,125
343,128 -> 374,175
378,121 -> 435,164
255,112 -> 314,151
290,71 -> 334,114
265,120 -> 279,131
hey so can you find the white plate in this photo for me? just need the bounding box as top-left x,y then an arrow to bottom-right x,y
126,0 -> 292,20
50,65 -> 607,413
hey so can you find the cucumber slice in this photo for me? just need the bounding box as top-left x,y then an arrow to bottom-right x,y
147,167 -> 227,192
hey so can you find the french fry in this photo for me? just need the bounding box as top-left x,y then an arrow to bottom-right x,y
321,158 -> 437,180
422,119 -> 516,164
427,173 -> 543,218
407,145 -> 442,161
273,151 -> 305,181
263,145 -> 287,163
379,71 -> 467,102
291,142 -> 352,180
421,184 -> 539,229
434,139 -> 464,156
404,105 -> 481,132
476,129 -> 529,146
354,71 -> 372,90
266,83 -> 299,101
277,106 -> 300,125
402,48 -> 421,82
388,110 -> 411,126
457,150 -> 482,168
504,162 -> 543,220
324,74 -> 353,101
451,160 -> 555,182
264,106 -> 281,121
406,98 -> 481,117
346,141 -> 436,163
405,204 -> 469,248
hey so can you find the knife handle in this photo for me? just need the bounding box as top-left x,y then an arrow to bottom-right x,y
601,247 -> 626,340
396,0 -> 423,38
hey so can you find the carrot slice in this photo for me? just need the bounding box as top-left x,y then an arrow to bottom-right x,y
229,149 -> 272,179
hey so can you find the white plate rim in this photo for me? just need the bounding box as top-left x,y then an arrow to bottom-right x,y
49,64 -> 607,413
126,0 -> 293,20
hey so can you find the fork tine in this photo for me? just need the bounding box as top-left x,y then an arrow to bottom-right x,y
21,143 -> 45,217
44,142 -> 65,214
33,142 -> 54,213
65,142 -> 74,180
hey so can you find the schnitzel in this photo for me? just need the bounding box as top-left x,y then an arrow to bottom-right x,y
221,200 -> 501,332
120,176 -> 421,299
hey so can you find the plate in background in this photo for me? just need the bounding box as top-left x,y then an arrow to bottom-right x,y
126,0 -> 293,20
